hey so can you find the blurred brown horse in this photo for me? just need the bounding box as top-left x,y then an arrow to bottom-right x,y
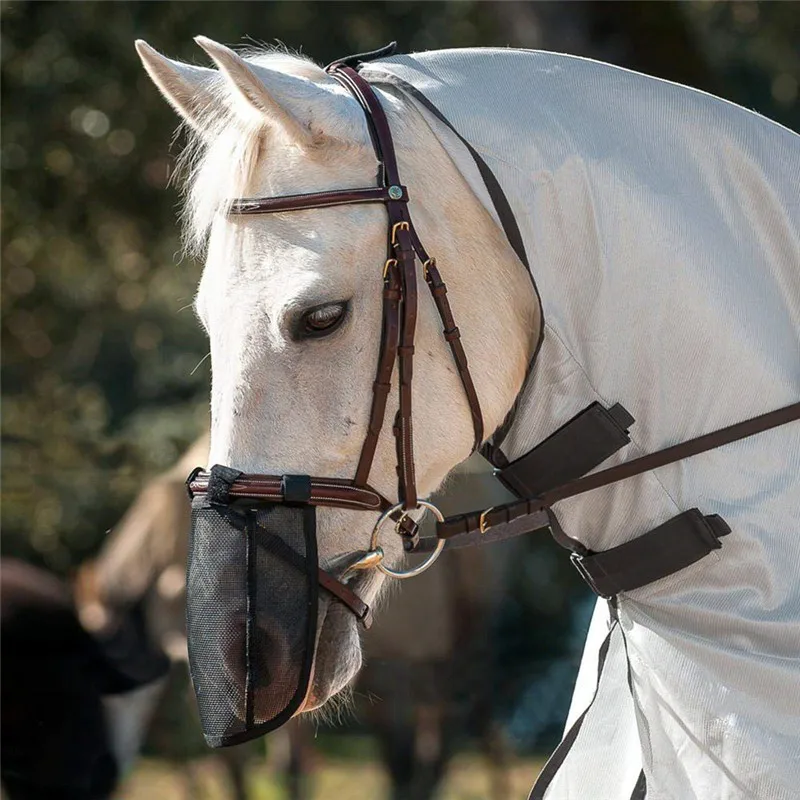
75,438 -> 519,800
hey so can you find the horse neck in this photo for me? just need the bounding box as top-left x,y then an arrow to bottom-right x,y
390,96 -> 541,444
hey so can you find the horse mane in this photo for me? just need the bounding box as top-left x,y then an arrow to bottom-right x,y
177,46 -> 327,256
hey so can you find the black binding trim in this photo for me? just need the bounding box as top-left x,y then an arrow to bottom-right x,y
528,620 -> 617,799
499,402 -> 635,498
630,770 -> 647,800
529,606 -> 647,799
567,509 -> 731,598
206,464 -> 244,506
244,510 -> 257,730
326,42 -> 398,70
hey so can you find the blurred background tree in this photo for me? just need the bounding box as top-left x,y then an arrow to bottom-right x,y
2,0 -> 797,573
2,2 -> 798,795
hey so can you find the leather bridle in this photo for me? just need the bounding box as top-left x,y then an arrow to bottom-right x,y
188,54 -> 484,618
227,59 -> 483,510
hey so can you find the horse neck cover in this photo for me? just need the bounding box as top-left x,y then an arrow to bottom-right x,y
361,50 -> 800,799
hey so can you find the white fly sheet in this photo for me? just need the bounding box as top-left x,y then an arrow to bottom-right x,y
362,49 -> 800,799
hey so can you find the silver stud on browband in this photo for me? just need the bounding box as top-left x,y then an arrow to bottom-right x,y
388,185 -> 403,200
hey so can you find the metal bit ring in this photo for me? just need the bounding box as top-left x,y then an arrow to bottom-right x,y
370,501 -> 445,579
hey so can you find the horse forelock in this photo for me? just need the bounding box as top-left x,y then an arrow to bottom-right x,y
176,47 -> 374,257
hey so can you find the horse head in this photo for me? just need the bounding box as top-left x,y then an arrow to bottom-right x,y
136,37 -> 538,713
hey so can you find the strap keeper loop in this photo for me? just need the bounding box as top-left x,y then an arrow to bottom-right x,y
281,474 -> 312,504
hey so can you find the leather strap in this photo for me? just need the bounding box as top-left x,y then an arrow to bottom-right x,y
542,401 -> 800,507
229,186 -> 407,215
393,219 -> 419,509
423,259 -> 484,450
316,567 -> 373,627
498,402 -> 633,498
251,510 -> 373,627
354,259 -> 402,486
438,401 -> 800,539
326,41 -> 398,71
188,471 -> 388,512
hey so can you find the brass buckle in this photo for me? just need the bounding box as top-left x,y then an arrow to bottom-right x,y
391,220 -> 410,245
479,507 -> 494,534
422,257 -> 435,278
383,257 -> 397,279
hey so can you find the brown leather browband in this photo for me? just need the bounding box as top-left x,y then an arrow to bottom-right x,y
229,185 -> 408,215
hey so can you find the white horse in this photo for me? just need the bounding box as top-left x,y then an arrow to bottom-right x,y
136,37 -> 537,707
136,39 -> 799,800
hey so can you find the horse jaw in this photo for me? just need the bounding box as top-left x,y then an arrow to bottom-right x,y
138,38 -> 539,713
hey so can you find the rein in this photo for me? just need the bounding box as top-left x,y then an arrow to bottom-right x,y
189,44 -> 800,619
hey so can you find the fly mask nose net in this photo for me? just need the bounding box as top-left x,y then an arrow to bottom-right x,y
187,467 -> 318,747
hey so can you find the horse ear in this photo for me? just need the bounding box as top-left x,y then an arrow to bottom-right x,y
135,40 -> 217,131
193,36 -> 323,146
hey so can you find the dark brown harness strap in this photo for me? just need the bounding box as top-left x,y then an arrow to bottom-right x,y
353,259 -> 401,486
542,401 -> 800,507
316,568 -> 373,627
423,259 -> 484,449
188,472 -> 389,512
393,220 -> 419,509
438,401 -> 800,539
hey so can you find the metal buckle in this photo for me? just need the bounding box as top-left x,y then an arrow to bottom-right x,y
570,552 -> 606,597
383,257 -> 397,279
479,507 -> 494,534
391,220 -> 410,245
422,257 -> 435,278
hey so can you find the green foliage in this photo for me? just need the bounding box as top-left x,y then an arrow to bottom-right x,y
0,1 -> 507,573
684,1 -> 799,132
1,1 -> 796,575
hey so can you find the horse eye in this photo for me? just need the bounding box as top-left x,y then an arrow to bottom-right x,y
299,301 -> 348,338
